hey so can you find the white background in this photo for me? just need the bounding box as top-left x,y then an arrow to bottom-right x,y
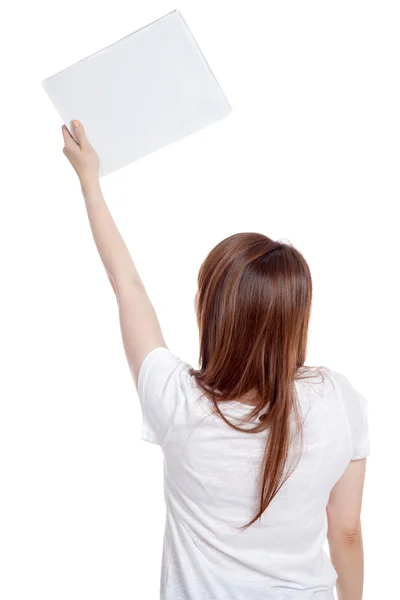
1,1 -> 398,598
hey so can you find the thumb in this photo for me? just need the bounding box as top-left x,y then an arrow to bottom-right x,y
71,120 -> 88,147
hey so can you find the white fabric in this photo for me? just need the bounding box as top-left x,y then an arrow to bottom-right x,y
138,347 -> 370,600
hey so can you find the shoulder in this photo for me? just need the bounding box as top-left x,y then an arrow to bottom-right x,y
319,369 -> 369,446
296,367 -> 367,416
297,366 -> 362,399
138,347 -> 194,399
297,367 -> 370,459
137,347 -> 196,446
296,366 -> 336,398
327,369 -> 370,459
325,369 -> 367,406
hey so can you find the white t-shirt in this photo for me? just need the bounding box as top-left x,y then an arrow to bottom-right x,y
138,347 -> 370,600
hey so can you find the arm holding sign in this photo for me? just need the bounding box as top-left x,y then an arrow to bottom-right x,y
61,120 -> 166,385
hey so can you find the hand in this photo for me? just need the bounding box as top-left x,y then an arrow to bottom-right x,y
62,120 -> 99,188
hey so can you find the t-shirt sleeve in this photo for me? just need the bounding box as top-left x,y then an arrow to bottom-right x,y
333,371 -> 371,460
137,346 -> 191,446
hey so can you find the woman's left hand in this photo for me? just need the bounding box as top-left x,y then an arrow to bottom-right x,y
62,120 -> 99,188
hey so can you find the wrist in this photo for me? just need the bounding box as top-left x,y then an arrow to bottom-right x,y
80,175 -> 100,195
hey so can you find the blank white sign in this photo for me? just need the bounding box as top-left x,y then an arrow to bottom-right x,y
42,10 -> 232,177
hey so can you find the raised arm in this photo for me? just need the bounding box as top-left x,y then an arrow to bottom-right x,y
62,120 -> 166,385
326,458 -> 367,600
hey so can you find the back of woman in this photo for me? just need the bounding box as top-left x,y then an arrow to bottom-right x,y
61,126 -> 370,600
139,350 -> 369,600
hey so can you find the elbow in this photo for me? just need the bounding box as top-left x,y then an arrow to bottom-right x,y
327,519 -> 362,547
341,530 -> 362,545
107,273 -> 118,296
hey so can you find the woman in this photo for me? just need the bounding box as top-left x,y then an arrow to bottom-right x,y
62,121 -> 370,600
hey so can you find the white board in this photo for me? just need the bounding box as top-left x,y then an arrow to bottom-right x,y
42,10 -> 232,177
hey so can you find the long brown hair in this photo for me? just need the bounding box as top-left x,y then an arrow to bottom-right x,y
190,232 -> 313,528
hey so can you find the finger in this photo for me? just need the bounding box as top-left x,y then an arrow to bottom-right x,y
62,124 -> 77,149
71,120 -> 88,148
